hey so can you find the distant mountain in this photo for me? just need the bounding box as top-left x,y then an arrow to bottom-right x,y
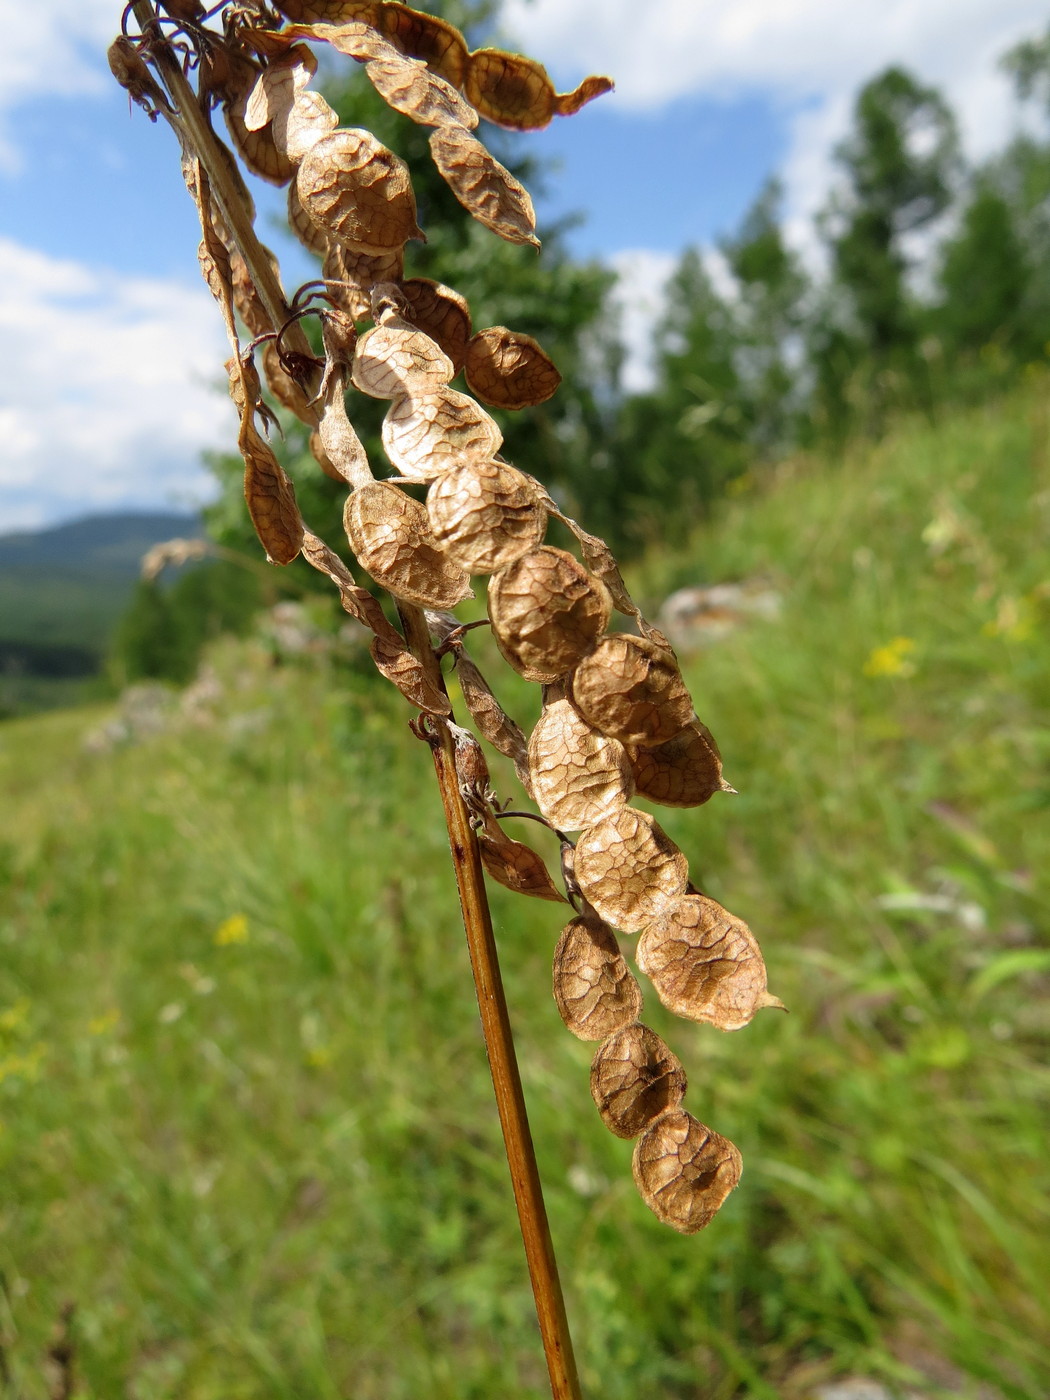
0,512 -> 201,577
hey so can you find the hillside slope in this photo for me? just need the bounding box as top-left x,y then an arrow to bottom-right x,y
0,390 -> 1046,1398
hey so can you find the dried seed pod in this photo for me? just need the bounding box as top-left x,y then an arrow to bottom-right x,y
627,721 -> 731,808
365,53 -> 479,130
636,893 -> 781,1031
288,179 -> 329,253
225,94 -> 296,186
553,915 -> 642,1042
370,632 -> 451,715
317,373 -> 371,488
573,807 -> 688,933
374,2 -> 470,89
464,327 -> 561,409
590,1023 -> 686,1139
488,547 -> 610,682
344,481 -> 471,608
297,128 -> 423,254
475,814 -> 566,903
323,241 -> 404,322
463,48 -> 614,130
400,278 -> 472,372
274,1 -> 378,20
261,341 -> 315,424
244,46 -> 338,163
352,321 -> 454,399
243,440 -> 304,565
571,634 -> 694,748
427,460 -> 546,574
309,429 -> 346,482
454,652 -> 531,792
632,1110 -> 742,1234
382,388 -> 503,480
429,127 -> 539,249
528,697 -> 633,831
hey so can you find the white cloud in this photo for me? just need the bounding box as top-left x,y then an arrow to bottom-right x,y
607,249 -> 677,392
0,237 -> 233,531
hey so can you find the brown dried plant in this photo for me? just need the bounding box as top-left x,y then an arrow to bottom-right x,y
113,5 -> 783,1395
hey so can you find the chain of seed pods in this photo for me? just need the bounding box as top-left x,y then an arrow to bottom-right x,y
114,0 -> 783,1235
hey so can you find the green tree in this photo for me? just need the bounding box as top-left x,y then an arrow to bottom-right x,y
934,183 -> 1033,363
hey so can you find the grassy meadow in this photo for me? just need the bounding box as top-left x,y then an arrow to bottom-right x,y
0,387 -> 1048,1398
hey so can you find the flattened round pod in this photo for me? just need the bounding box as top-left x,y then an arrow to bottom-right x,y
464,326 -> 561,408
632,1109 -> 742,1235
382,389 -> 503,481
400,278 -> 472,372
426,460 -> 545,574
590,1022 -> 686,1139
375,2 -> 470,89
488,547 -> 610,683
464,50 -> 555,130
573,807 -> 688,933
627,720 -> 728,808
553,915 -> 642,1042
636,894 -> 779,1031
297,128 -> 423,254
225,96 -> 295,186
324,242 -> 403,322
351,322 -> 454,400
572,634 -> 693,747
344,481 -> 470,608
528,696 -> 633,831
275,2 -> 379,19
288,179 -> 328,255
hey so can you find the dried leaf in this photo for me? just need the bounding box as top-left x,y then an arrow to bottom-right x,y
374,3 -> 470,89
427,460 -> 546,575
399,278 -> 473,372
225,92 -> 296,186
464,48 -> 613,131
298,128 -> 423,254
382,388 -> 503,480
632,1110 -> 742,1234
464,327 -> 561,409
571,634 -> 694,747
429,126 -> 539,249
627,720 -> 731,808
528,696 -> 633,831
488,546 -> 610,682
590,1023 -> 686,1139
370,632 -> 452,714
475,812 -> 566,903
243,439 -> 304,565
636,893 -> 782,1031
573,807 -> 688,934
454,652 -> 531,790
352,319 -> 454,399
344,480 -> 471,608
553,915 -> 642,1042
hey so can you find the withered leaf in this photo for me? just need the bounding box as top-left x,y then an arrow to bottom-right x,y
464,327 -> 561,409
243,439 -> 304,565
453,652 -> 531,791
553,915 -> 642,1042
632,1110 -> 742,1234
573,807 -> 688,934
528,696 -> 633,831
352,319 -> 454,399
464,48 -> 614,131
475,812 -> 566,903
225,93 -> 296,186
487,546 -> 610,683
636,893 -> 782,1031
400,278 -> 472,372
298,128 -> 423,254
590,1023 -> 686,1139
429,126 -> 539,249
627,720 -> 731,808
381,388 -> 503,480
571,634 -> 694,748
427,460 -> 546,575
374,2 -> 470,89
344,480 -> 471,608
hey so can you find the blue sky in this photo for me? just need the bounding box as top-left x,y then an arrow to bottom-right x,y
0,0 -> 1045,531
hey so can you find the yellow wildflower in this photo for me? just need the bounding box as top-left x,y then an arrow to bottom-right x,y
863,636 -> 917,678
214,913 -> 249,946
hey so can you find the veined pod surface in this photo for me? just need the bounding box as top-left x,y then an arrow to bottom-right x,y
323,241 -> 404,322
344,480 -> 471,608
636,893 -> 781,1031
427,459 -> 546,574
626,720 -> 730,808
552,915 -> 642,1042
297,128 -> 423,254
632,1109 -> 742,1235
381,388 -> 503,480
400,278 -> 472,372
274,1 -> 378,20
352,321 -> 454,399
488,546 -> 610,682
225,95 -> 296,186
589,1022 -> 686,1139
429,126 -> 539,248
288,178 -> 329,254
573,806 -> 688,933
528,696 -> 633,830
464,326 -> 561,409
571,633 -> 694,747
375,2 -> 470,89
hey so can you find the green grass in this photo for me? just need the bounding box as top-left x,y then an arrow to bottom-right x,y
1,387 -> 1048,1398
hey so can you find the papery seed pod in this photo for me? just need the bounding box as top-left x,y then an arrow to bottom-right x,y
225,94 -> 296,186
488,547 -> 610,683
427,460 -> 546,574
464,327 -> 561,409
381,388 -> 503,480
571,634 -> 693,748
374,2 -> 470,88
243,441 -> 305,566
230,248 -> 280,338
632,1109 -> 742,1235
636,893 -> 782,1031
626,720 -> 732,809
298,129 -> 423,254
475,814 -> 566,903
464,49 -> 614,130
309,429 -> 347,482
288,179 -> 329,254
528,696 -> 633,831
429,126 -> 539,249
365,53 -> 478,130
274,1 -> 378,20
590,1022 -> 686,1139
352,321 -> 454,399
553,915 -> 642,1042
323,241 -> 404,322
370,632 -> 452,715
344,481 -> 471,607
400,278 -> 472,372
244,46 -> 338,164
317,374 -> 371,488
454,652 -> 531,793
573,807 -> 688,933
